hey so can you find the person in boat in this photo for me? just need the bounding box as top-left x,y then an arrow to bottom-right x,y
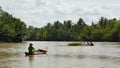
28,43 -> 35,55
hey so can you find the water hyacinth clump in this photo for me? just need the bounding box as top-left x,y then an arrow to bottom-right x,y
68,42 -> 82,46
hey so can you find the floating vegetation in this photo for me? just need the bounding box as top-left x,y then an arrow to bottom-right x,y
68,42 -> 82,46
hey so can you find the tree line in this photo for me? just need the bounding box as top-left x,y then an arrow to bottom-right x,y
27,17 -> 120,42
0,7 -> 120,42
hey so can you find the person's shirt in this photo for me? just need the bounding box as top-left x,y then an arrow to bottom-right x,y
28,46 -> 35,53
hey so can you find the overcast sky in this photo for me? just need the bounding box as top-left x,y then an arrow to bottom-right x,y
0,0 -> 120,27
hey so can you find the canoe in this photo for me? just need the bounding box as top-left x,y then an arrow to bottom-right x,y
25,48 -> 48,56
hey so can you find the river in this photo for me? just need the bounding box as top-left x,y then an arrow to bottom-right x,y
0,41 -> 120,68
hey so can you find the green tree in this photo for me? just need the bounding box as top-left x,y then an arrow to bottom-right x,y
0,8 -> 27,42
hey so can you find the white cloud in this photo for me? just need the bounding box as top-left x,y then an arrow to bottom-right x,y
0,0 -> 120,27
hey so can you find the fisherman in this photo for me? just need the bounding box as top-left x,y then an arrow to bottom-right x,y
28,43 -> 35,55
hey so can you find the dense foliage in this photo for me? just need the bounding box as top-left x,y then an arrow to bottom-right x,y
27,17 -> 120,42
0,7 -> 120,42
0,7 -> 27,42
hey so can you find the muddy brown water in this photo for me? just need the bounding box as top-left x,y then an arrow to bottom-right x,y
0,41 -> 120,68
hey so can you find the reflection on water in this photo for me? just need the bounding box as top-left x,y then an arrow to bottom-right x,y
27,55 -> 34,61
0,41 -> 120,68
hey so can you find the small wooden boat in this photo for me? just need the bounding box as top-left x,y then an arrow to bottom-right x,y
25,48 -> 48,56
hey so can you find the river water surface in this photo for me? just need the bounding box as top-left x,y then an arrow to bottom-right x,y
0,41 -> 120,68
